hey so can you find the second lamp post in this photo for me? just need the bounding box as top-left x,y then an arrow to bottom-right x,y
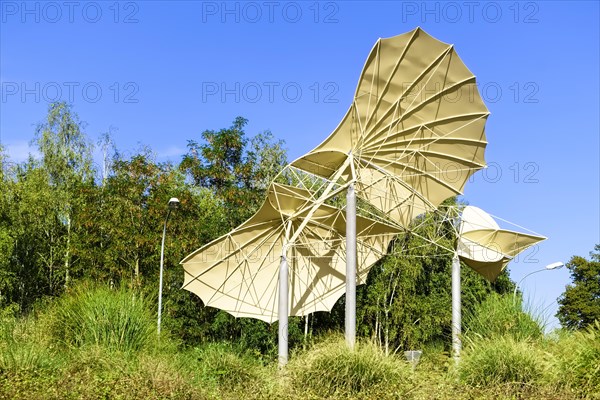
157,197 -> 180,335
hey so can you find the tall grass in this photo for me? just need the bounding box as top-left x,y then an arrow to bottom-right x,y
47,283 -> 156,352
550,321 -> 600,398
464,293 -> 544,342
459,293 -> 548,391
458,336 -> 545,387
287,336 -> 412,399
179,342 -> 277,398
1,282 -> 597,399
0,310 -> 62,373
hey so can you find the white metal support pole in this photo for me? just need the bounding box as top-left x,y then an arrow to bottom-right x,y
451,252 -> 461,361
278,254 -> 289,368
345,183 -> 357,350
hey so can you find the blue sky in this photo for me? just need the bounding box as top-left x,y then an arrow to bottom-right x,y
1,1 -> 599,330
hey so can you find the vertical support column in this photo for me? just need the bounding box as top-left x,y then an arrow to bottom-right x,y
345,183 -> 357,350
451,252 -> 461,361
278,254 -> 289,368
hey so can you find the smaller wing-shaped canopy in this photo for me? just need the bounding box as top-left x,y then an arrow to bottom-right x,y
181,182 -> 399,323
456,206 -> 546,281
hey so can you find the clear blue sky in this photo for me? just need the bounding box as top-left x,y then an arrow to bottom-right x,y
1,1 -> 599,330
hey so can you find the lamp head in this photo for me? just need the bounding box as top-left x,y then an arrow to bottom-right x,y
545,261 -> 564,270
168,197 -> 180,210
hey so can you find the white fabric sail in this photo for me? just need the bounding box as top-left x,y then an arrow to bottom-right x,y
457,206 -> 546,281
182,28 -> 494,324
291,27 -> 489,227
181,183 -> 399,323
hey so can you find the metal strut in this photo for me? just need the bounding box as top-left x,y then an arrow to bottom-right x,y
451,252 -> 461,361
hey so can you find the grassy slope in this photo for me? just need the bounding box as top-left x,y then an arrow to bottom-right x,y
0,287 -> 598,400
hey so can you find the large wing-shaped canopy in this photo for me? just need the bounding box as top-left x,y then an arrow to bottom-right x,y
181,183 -> 399,323
291,27 -> 489,227
456,206 -> 546,281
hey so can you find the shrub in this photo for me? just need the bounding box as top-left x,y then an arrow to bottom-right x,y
287,336 -> 412,399
459,336 -> 545,387
48,283 -> 156,352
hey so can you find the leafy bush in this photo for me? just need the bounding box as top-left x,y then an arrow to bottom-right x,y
464,293 -> 544,342
459,336 -> 545,387
47,283 -> 156,352
287,336 -> 412,398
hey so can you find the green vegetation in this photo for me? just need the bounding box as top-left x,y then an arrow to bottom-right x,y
47,283 -> 157,352
463,292 -> 544,342
549,321 -> 600,398
1,103 -> 598,398
557,245 -> 600,329
0,102 -> 514,355
287,337 -> 412,398
459,294 -> 547,390
356,210 -> 515,354
1,283 -> 598,399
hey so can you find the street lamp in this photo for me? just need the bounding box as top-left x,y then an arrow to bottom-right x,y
513,261 -> 564,300
157,197 -> 180,335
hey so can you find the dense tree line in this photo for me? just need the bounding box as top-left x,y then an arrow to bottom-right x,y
1,102 -> 518,356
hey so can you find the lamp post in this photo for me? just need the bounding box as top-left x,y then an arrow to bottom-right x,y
513,261 -> 564,300
157,197 -> 180,335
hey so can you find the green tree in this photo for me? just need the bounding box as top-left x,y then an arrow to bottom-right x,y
171,117 -> 289,350
33,102 -> 94,287
1,157 -> 66,308
557,245 -> 600,329
180,117 -> 286,228
0,148 -> 16,306
103,148 -> 164,284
